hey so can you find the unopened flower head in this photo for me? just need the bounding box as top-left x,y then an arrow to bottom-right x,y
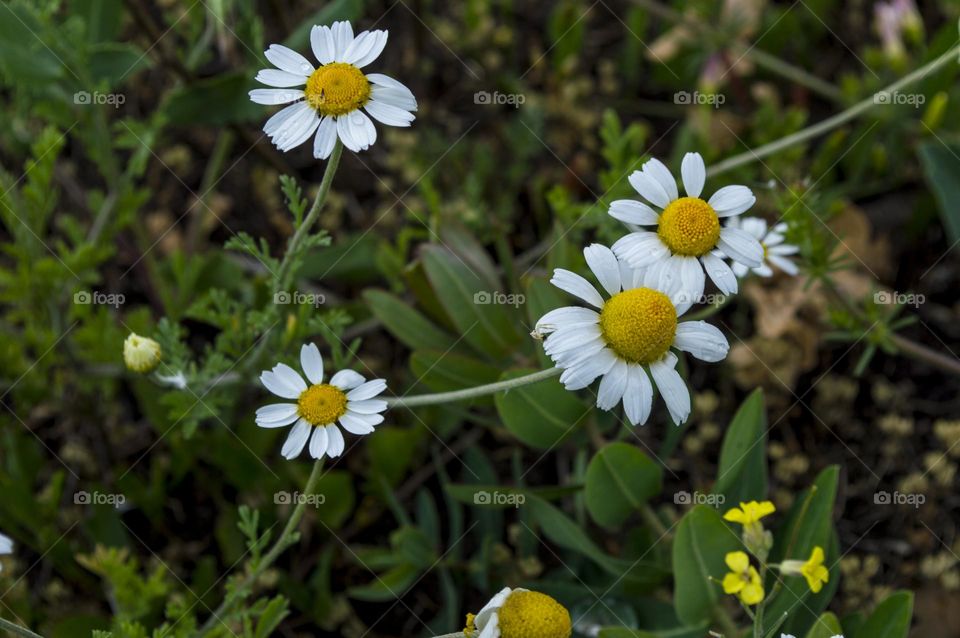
466,587 -> 572,638
123,333 -> 162,373
257,343 -> 387,460
250,21 -> 417,158
725,217 -> 799,278
609,152 -> 763,300
781,546 -> 830,593
722,551 -> 765,606
535,243 -> 730,426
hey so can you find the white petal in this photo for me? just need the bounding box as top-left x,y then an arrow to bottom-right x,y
609,199 -> 659,226
311,25 -> 336,64
347,379 -> 387,401
263,102 -> 307,137
622,364 -> 653,425
370,85 -> 417,111
274,106 -> 320,152
681,152 -> 706,198
649,354 -> 690,425
700,252 -> 739,295
628,170 -> 672,208
309,426 -> 329,459
330,369 -> 365,390
642,158 -> 679,202
336,115 -> 360,152
676,256 -> 706,305
281,419 -> 311,459
339,413 -> 376,435
549,337 -> 606,367
597,360 -> 629,410
544,326 -> 603,356
364,99 -> 415,127
718,227 -> 764,268
550,269 -> 605,308
346,110 -> 377,149
346,399 -> 388,414
675,321 -> 729,362
265,44 -> 315,76
768,254 -> 799,275
476,588 -> 513,624
535,307 -> 599,334
260,364 -> 306,399
255,403 -> 299,427
325,424 -> 345,457
709,185 -> 756,217
611,232 -> 671,268
0,533 -> 12,554
768,243 -> 799,256
755,263 -> 774,277
313,116 -> 337,159
559,348 -> 617,390
739,217 -> 768,239
584,244 -> 622,296
345,30 -> 388,67
732,261 -> 750,278
331,21 -> 355,60
249,88 -> 304,105
255,68 -> 308,87
300,343 -> 324,385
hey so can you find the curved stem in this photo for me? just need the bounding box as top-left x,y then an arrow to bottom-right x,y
0,618 -> 44,638
276,141 -> 344,289
243,142 -> 343,373
707,42 -> 960,177
197,459 -> 325,637
386,368 -> 562,408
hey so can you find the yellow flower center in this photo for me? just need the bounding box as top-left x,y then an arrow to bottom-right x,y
297,384 -> 348,426
599,288 -> 677,364
304,62 -> 371,116
497,591 -> 572,638
657,196 -> 720,256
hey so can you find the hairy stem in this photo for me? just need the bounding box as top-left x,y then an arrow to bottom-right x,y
708,42 -> 960,177
197,459 -> 325,636
386,367 -> 562,408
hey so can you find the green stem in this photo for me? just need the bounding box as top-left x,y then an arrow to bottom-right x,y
0,618 -> 44,638
276,141 -> 344,289
197,459 -> 325,637
430,634 -> 467,638
707,42 -> 960,177
244,141 -> 343,372
386,368 -> 561,408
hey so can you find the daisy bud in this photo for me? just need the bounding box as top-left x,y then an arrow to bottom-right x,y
123,333 -> 162,373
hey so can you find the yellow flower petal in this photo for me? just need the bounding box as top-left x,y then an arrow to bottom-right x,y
725,551 -> 750,572
722,572 -> 745,594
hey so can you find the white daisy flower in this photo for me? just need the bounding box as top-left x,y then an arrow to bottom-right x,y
725,217 -> 799,277
466,587 -> 572,638
256,343 -> 387,460
609,152 -> 764,300
535,244 -> 730,426
250,21 -> 417,158
0,532 -> 12,572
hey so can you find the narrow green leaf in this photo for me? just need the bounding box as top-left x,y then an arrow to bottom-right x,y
713,389 -> 767,505
919,141 -> 960,244
363,289 -> 457,352
854,591 -> 913,638
672,505 -> 742,626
